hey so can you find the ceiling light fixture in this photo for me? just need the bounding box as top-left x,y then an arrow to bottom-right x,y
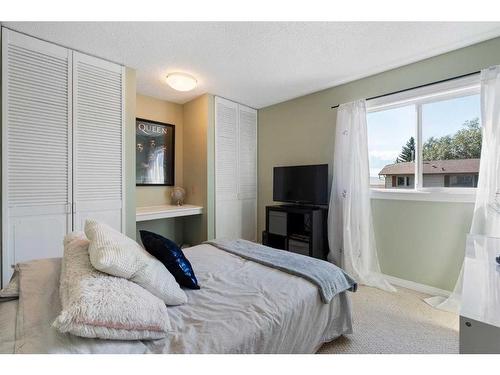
166,72 -> 197,92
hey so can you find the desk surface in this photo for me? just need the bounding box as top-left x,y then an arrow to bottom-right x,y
136,204 -> 203,222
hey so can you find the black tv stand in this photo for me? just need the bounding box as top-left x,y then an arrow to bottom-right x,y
262,204 -> 328,260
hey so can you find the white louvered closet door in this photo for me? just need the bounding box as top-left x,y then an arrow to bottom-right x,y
237,105 -> 257,241
72,52 -> 124,232
2,30 -> 72,285
215,97 -> 257,241
215,97 -> 240,239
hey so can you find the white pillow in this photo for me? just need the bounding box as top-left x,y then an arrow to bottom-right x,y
85,219 -> 187,306
53,233 -> 171,340
0,232 -> 87,300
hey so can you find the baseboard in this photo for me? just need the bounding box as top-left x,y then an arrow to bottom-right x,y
383,274 -> 452,297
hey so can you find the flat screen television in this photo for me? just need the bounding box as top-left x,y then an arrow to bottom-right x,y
273,164 -> 328,205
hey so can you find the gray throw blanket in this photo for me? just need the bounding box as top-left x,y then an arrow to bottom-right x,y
205,239 -> 357,303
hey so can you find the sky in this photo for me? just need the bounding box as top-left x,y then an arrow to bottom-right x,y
367,94 -> 481,179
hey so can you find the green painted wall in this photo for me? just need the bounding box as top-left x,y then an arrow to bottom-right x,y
371,200 -> 473,291
258,36 -> 500,291
136,217 -> 184,245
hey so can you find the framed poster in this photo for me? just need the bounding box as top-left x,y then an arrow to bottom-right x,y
136,118 -> 175,186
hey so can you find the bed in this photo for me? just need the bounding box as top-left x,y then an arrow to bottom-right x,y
0,243 -> 353,354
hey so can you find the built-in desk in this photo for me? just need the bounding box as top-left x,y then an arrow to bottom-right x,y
459,235 -> 500,354
136,204 -> 203,222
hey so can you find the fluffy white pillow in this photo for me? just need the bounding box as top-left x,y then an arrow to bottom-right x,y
85,220 -> 187,306
53,232 -> 171,340
0,270 -> 19,298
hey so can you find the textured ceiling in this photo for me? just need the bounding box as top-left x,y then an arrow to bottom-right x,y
3,22 -> 500,108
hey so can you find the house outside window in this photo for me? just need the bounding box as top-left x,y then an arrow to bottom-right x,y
367,74 -> 481,202
381,159 -> 479,189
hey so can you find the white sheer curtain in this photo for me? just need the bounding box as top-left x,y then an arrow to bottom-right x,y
425,65 -> 500,312
328,100 -> 395,292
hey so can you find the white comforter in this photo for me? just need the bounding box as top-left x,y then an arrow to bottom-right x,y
0,244 -> 352,353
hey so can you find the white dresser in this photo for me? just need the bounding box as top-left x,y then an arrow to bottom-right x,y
460,235 -> 500,354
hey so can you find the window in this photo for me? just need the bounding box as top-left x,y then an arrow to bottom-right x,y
367,75 -> 481,201
367,105 -> 415,188
421,94 -> 481,189
445,175 -> 478,188
395,176 -> 412,188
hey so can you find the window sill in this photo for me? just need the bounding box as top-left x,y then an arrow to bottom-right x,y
370,188 -> 476,203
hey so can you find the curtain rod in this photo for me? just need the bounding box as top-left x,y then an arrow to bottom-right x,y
330,71 -> 480,109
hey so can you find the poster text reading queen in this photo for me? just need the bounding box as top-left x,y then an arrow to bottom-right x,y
137,123 -> 168,135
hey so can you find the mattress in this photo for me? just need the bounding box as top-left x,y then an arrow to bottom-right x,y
0,243 -> 352,354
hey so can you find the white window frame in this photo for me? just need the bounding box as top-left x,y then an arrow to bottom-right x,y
368,74 -> 480,203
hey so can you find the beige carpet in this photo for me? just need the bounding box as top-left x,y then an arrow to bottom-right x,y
318,286 -> 459,354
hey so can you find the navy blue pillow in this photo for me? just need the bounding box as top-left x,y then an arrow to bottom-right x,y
139,230 -> 200,289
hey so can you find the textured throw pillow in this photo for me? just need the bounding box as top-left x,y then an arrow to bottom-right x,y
0,269 -> 19,299
53,232 -> 171,340
140,230 -> 200,289
85,220 -> 187,306
63,231 -> 87,246
1,232 -> 88,301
